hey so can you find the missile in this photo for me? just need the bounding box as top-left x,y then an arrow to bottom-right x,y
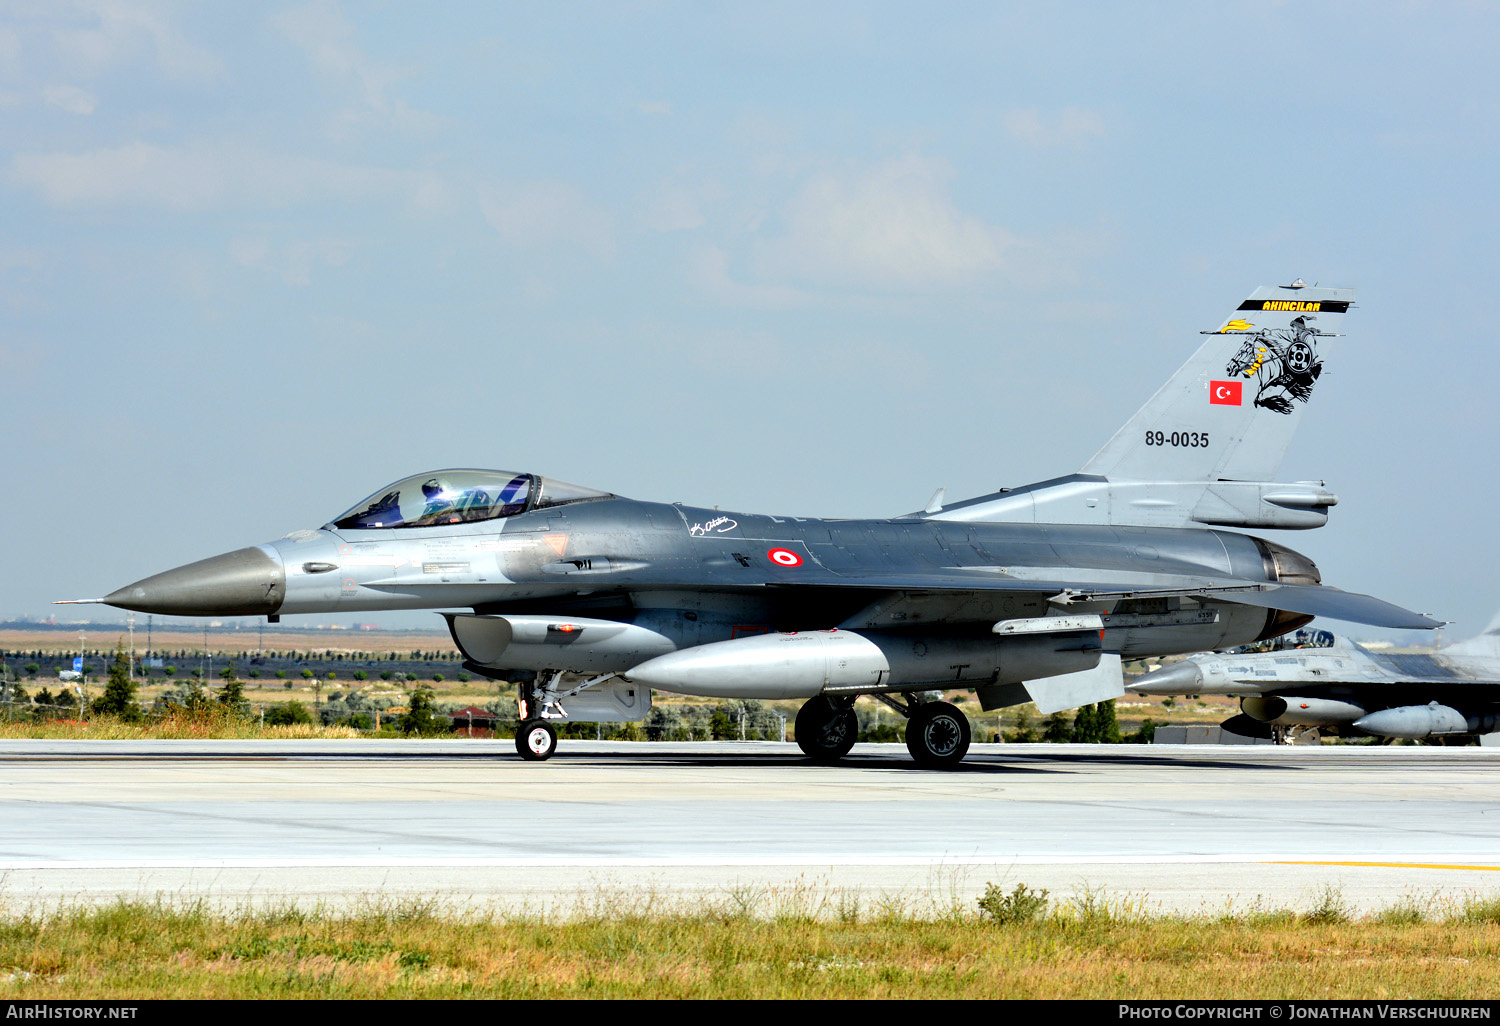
623,628 -> 1102,700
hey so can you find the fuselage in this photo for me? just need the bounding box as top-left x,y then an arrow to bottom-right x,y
105,492 -> 1313,667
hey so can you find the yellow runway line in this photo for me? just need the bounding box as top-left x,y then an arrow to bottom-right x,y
1269,861 -> 1500,872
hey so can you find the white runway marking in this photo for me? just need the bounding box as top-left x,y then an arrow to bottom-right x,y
4,855 -> 1499,870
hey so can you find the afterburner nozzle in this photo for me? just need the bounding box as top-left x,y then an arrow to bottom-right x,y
102,546 -> 286,616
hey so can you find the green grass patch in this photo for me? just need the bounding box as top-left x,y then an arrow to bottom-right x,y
3,889 -> 1500,999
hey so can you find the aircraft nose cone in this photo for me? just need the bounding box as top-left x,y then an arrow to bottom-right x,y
103,546 -> 286,616
1128,659 -> 1203,696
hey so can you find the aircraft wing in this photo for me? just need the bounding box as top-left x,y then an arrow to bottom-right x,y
768,574 -> 1438,630
1181,584 -> 1441,632
495,555 -> 1439,630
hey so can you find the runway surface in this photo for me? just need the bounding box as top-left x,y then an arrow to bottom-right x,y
3,739 -> 1499,915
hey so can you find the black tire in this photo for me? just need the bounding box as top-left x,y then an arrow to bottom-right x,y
794,696 -> 858,760
516,719 -> 557,761
904,702 -> 971,768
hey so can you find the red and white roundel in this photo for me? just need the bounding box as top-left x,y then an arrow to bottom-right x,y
767,548 -> 803,567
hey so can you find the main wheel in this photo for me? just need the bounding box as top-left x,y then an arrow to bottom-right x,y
904,702 -> 971,768
794,696 -> 858,760
515,719 -> 557,761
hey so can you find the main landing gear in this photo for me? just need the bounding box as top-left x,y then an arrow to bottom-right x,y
903,700 -> 972,769
794,695 -> 858,760
793,694 -> 973,769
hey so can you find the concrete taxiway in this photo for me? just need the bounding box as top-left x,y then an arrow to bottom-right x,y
2,739 -> 1498,916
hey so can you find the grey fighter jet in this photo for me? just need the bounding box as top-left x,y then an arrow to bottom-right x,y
70,282 -> 1438,767
1131,615 -> 1500,743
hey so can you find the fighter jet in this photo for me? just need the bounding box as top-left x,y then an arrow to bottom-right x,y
70,281 -> 1438,767
1131,614 -> 1500,744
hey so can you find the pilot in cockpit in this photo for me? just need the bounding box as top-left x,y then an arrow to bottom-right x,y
419,477 -> 459,524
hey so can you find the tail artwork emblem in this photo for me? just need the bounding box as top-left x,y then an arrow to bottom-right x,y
1217,319 -> 1255,333
1224,315 -> 1324,415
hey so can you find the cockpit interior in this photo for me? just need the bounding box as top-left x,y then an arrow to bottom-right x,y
330,470 -> 613,530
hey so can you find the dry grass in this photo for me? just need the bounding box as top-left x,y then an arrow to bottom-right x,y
0,712 -> 361,740
2,889 -> 1499,999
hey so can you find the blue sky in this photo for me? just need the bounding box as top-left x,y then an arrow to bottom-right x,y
3,1 -> 1497,640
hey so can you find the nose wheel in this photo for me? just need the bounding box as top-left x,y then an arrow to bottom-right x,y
516,720 -> 557,761
794,696 -> 859,760
904,701 -> 971,769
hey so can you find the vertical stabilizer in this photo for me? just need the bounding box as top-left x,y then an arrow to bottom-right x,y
1442,607 -> 1500,658
925,280 -> 1353,528
1081,282 -> 1354,483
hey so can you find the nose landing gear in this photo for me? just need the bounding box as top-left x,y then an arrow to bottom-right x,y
516,719 -> 557,761
515,672 -> 561,762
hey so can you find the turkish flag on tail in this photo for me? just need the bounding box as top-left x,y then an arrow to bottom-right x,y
1209,380 -> 1242,406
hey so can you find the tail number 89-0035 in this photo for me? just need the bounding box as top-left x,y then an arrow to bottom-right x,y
1145,430 -> 1209,447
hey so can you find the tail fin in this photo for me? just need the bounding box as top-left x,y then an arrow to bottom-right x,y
924,281 -> 1352,528
1082,282 -> 1354,482
1442,608 -> 1500,658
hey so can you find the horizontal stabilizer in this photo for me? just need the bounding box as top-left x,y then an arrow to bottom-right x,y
1050,581 -> 1439,630
1025,654 -> 1124,715
1207,584 -> 1440,631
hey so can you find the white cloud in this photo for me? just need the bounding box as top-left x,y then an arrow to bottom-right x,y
478,181 -> 613,259
643,179 -> 725,233
1004,106 -> 1106,148
0,250 -> 43,275
0,249 -> 45,317
647,189 -> 704,232
51,0 -> 224,81
754,155 -> 1018,291
229,236 -> 351,287
0,248 -> 45,310
42,84 -> 97,114
272,1 -> 437,135
688,245 -> 806,310
8,140 -> 432,210
0,335 -> 46,379
0,26 -> 19,66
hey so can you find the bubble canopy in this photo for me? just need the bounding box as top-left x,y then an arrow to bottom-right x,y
329,470 -> 612,530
